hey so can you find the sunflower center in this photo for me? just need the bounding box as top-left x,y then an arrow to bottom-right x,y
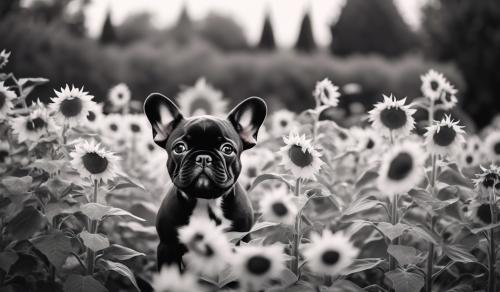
366,139 -> 375,149
338,131 -> 348,140
247,166 -> 257,178
318,106 -> 337,121
380,107 -> 407,130
280,120 -> 288,127
130,124 -> 141,133
193,233 -> 204,241
494,142 -> 500,155
87,111 -> 96,122
246,255 -> 271,275
81,152 -> 108,174
271,202 -> 288,217
465,155 -> 473,164
110,123 -> 118,132
482,173 -> 499,188
433,126 -> 456,147
477,204 -> 492,224
203,244 -> 214,257
190,97 -> 212,115
288,145 -> 313,167
147,143 -> 155,152
59,97 -> 82,117
26,117 -> 46,131
430,80 -> 440,91
387,152 -> 413,181
117,93 -> 123,99
321,250 -> 340,265
0,91 -> 6,109
0,150 -> 9,163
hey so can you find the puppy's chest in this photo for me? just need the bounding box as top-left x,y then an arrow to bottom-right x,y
191,198 -> 232,231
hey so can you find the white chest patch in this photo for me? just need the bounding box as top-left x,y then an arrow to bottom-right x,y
192,197 -> 232,231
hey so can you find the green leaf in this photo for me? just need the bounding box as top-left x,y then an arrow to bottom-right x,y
42,177 -> 74,199
470,222 -> 500,234
409,188 -> 458,210
387,245 -> 424,266
328,280 -> 364,292
355,166 -> 379,189
99,259 -> 140,291
79,231 -> 109,252
1,176 -> 32,194
0,251 -> 18,273
385,269 -> 425,292
6,206 -> 46,240
63,275 -> 108,292
342,196 -> 380,216
32,159 -> 66,174
217,265 -> 240,288
102,244 -> 145,261
442,244 -> 477,263
279,268 -> 298,287
377,223 -> 410,241
31,231 -> 72,269
438,168 -> 473,188
410,225 -> 440,244
18,77 -> 49,87
249,173 -> 293,191
226,221 -> 279,242
80,203 -> 145,222
341,258 -> 384,276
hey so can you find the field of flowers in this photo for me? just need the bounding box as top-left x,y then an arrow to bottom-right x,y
1,48 -> 500,292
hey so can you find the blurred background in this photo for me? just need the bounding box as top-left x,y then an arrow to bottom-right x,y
1,0 -> 499,128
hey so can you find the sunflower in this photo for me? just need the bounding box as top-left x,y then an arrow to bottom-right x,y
270,109 -> 296,138
313,78 -> 340,109
483,131 -> 500,163
240,148 -> 274,190
420,69 -> 448,101
473,165 -> 500,202
233,245 -> 286,290
0,49 -> 10,69
178,216 -> 232,276
11,107 -> 52,143
465,200 -> 498,225
377,141 -> 426,195
177,78 -> 228,117
459,150 -> 480,169
108,83 -> 131,110
49,85 -> 95,127
85,102 -> 104,132
0,141 -> 10,165
70,140 -> 120,183
368,94 -> 416,138
0,82 -> 16,120
125,114 -> 149,140
259,187 -> 297,225
351,127 -> 382,153
424,115 -> 465,157
152,265 -> 206,292
439,82 -> 459,110
280,131 -> 324,180
100,113 -> 129,151
302,229 -> 358,276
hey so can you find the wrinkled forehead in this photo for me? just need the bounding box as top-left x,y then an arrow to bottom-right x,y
171,116 -> 240,149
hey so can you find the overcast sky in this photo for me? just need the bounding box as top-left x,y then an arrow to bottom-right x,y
85,0 -> 428,48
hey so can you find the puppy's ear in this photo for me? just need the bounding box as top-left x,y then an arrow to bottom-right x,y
227,97 -> 267,150
143,93 -> 184,147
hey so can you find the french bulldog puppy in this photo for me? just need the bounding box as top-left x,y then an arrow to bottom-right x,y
143,93 -> 267,270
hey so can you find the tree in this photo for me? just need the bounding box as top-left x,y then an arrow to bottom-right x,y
116,12 -> 156,45
422,0 -> 500,128
170,4 -> 194,45
257,12 -> 276,50
199,13 -> 248,51
329,0 -> 417,57
294,9 -> 316,52
99,9 -> 116,45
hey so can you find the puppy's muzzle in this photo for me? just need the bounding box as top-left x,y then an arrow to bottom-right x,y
195,154 -> 212,168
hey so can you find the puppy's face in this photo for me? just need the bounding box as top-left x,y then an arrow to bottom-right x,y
144,94 -> 267,199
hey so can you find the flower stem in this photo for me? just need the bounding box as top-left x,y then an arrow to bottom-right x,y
389,193 -> 398,271
488,188 -> 497,292
291,178 -> 302,276
86,180 -> 99,275
426,242 -> 434,292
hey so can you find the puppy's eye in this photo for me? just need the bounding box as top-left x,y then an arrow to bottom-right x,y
173,142 -> 187,154
221,143 -> 234,155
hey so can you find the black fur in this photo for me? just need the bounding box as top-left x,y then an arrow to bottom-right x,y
143,93 -> 267,270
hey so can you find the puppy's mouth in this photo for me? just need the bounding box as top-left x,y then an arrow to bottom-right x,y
174,153 -> 233,192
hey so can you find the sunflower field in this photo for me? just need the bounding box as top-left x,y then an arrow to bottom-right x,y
1,48 -> 500,292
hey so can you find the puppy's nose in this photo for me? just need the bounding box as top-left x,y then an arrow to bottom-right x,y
195,154 -> 212,167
